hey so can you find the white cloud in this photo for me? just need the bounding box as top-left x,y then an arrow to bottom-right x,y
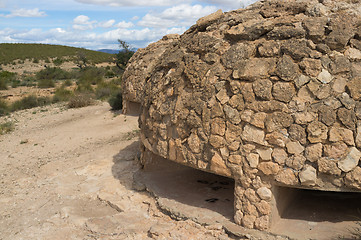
115,21 -> 134,28
138,4 -> 217,28
73,15 -> 96,30
74,0 -> 186,7
98,19 -> 116,28
1,8 -> 46,18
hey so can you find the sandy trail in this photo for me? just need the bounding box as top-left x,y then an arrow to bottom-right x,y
0,102 -> 229,240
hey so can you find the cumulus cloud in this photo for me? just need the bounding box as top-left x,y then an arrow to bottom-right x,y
138,4 -> 217,28
97,19 -> 116,28
115,21 -> 134,28
74,0 -> 186,7
73,15 -> 96,30
1,8 -> 46,18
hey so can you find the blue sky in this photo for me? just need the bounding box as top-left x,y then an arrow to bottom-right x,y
0,0 -> 257,50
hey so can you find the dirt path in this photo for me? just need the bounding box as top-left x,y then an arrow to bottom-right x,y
0,102 -> 230,240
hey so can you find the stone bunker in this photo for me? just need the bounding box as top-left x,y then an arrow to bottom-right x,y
123,0 -> 361,233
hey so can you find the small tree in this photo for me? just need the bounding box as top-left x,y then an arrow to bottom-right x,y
115,40 -> 134,70
76,51 -> 88,69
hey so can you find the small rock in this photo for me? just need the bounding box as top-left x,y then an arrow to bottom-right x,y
305,143 -> 323,162
246,153 -> 259,168
317,69 -> 332,84
307,121 -> 328,143
275,168 -> 298,185
242,124 -> 267,146
256,148 -> 273,161
299,165 -> 317,186
329,126 -> 355,146
338,147 -> 361,172
256,187 -> 272,201
286,141 -> 305,155
258,162 -> 280,175
272,148 -> 288,165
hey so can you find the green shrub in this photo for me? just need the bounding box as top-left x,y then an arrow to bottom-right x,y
11,95 -> 51,111
0,121 -> 14,135
38,78 -> 55,88
45,58 -> 51,63
20,76 -> 37,87
0,78 -> 7,90
53,57 -> 63,66
77,66 -> 105,85
62,79 -> 73,87
33,58 -> 39,63
53,87 -> 73,102
68,94 -> 94,108
0,71 -> 17,90
108,92 -> 123,110
36,67 -> 70,81
95,81 -> 120,100
0,99 -> 9,116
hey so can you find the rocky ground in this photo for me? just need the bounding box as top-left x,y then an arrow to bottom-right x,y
0,102 -> 233,240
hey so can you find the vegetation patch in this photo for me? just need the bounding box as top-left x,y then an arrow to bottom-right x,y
68,94 -> 94,108
0,121 -> 14,135
11,95 -> 52,112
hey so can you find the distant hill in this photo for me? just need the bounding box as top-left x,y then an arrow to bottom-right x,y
98,49 -> 119,54
0,43 -> 114,65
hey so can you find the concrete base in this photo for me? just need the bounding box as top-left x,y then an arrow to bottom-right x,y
136,151 -> 361,240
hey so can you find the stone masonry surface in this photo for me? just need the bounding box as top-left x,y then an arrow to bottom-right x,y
123,0 -> 361,231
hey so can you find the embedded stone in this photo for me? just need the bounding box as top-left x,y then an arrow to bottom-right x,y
317,69 -> 333,84
258,40 -> 280,57
318,157 -> 342,176
210,152 -> 231,177
288,124 -> 306,145
242,124 -> 266,146
307,121 -> 328,143
294,112 -> 317,125
229,155 -> 243,165
323,142 -> 348,160
216,89 -> 229,104
209,135 -> 225,148
242,215 -> 256,229
275,168 -> 298,185
187,132 -> 201,153
299,58 -> 322,77
253,79 -> 273,100
246,153 -> 259,168
339,93 -> 356,110
345,167 -> 361,190
265,130 -> 288,148
329,127 -> 355,146
347,77 -> 361,101
337,108 -> 356,130
299,165 -> 317,186
272,82 -> 296,103
330,55 -> 351,74
272,148 -> 288,165
256,148 -> 273,161
286,141 -> 305,155
256,187 -> 272,201
265,112 -> 293,133
338,147 -> 361,173
250,112 -> 267,129
255,215 -> 270,231
305,143 -> 322,162
258,162 -> 280,175
286,155 -> 306,171
224,105 -> 241,124
275,55 -> 300,81
318,105 -> 336,127
211,118 -> 226,136
256,200 -> 271,215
